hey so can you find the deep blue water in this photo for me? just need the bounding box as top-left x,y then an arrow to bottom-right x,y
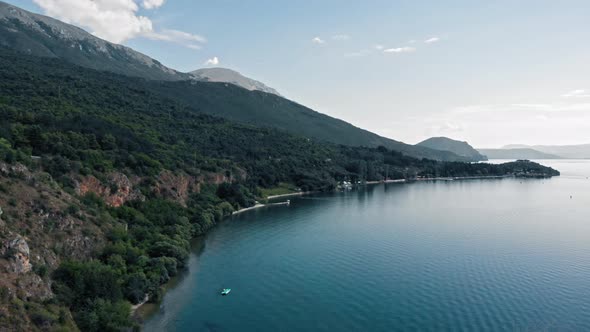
144,160 -> 590,331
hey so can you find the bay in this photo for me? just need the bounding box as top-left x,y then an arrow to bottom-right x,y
144,160 -> 590,331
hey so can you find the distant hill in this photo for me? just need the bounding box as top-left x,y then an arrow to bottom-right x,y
417,137 -> 487,162
0,1 -> 187,81
478,148 -> 561,160
503,144 -> 590,159
190,68 -> 281,96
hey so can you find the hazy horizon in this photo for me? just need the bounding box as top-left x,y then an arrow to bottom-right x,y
8,0 -> 590,147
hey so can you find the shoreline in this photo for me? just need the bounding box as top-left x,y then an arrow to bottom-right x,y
364,179 -> 407,184
267,191 -> 317,200
363,175 -> 510,185
232,200 -> 291,215
413,175 -> 511,181
134,200 -> 291,322
130,294 -> 149,314
365,174 -> 550,184
134,201 -> 291,320
137,172 -> 551,325
232,203 -> 265,215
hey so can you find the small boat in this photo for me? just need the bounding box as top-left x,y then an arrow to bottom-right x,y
221,288 -> 231,296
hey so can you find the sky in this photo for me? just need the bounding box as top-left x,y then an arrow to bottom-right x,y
7,0 -> 590,148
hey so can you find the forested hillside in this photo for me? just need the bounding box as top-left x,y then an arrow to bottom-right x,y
0,50 -> 559,331
139,78 -> 470,161
0,1 -> 468,161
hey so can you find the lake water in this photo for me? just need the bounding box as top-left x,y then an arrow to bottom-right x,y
144,160 -> 590,331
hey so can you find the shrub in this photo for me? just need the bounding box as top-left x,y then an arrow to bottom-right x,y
73,299 -> 131,332
123,272 -> 148,304
66,204 -> 79,215
34,264 -> 49,278
29,305 -> 57,328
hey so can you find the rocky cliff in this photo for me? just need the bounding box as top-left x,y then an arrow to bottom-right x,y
0,162 -> 103,330
75,169 -> 243,208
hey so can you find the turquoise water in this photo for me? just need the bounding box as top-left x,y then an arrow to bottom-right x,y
144,160 -> 590,331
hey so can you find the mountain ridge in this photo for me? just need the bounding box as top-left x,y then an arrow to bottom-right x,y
0,0 -> 188,81
190,67 -> 282,96
502,144 -> 590,159
477,148 -> 561,160
146,79 -> 468,161
417,137 -> 487,162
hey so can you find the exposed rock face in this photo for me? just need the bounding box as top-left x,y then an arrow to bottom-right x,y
0,161 -> 108,328
61,235 -> 96,261
76,169 -> 246,208
16,273 -> 53,301
76,176 -> 103,196
0,162 -> 32,180
76,172 -> 144,207
106,173 -> 144,207
198,168 -> 246,185
4,235 -> 32,274
153,170 -> 200,207
200,172 -> 232,185
152,170 -> 245,206
190,67 -> 282,96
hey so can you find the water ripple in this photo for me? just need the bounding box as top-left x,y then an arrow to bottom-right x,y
145,163 -> 590,332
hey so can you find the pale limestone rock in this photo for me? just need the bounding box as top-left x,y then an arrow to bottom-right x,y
7,236 -> 32,274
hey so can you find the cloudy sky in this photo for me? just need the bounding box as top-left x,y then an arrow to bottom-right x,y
9,0 -> 590,148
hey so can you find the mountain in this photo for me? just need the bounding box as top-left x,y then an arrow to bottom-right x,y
190,67 -> 281,96
0,1 -> 187,81
146,79 -> 468,161
0,50 -> 561,330
0,1 -> 467,162
478,148 -> 561,159
502,144 -> 590,159
417,137 -> 487,162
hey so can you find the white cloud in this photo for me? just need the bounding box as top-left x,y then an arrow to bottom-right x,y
374,44 -> 384,50
424,37 -> 440,44
186,44 -> 202,50
383,46 -> 416,53
452,103 -> 590,114
312,37 -> 325,44
32,0 -> 205,49
145,29 -> 206,49
561,89 -> 590,98
430,121 -> 464,134
344,49 -> 371,57
332,34 -> 350,41
142,0 -> 165,9
204,56 -> 219,66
